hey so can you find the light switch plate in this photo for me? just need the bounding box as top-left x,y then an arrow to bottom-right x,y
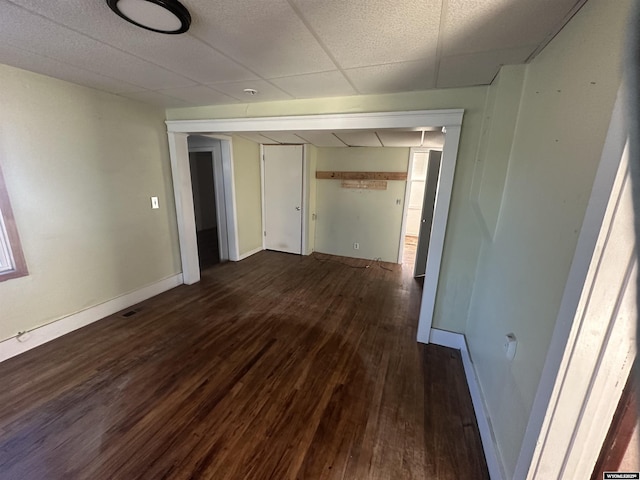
151,196 -> 159,209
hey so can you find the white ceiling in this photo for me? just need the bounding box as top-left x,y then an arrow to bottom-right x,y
0,0 -> 586,108
235,129 -> 445,148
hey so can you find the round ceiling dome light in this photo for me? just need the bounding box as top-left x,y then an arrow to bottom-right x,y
106,0 -> 191,34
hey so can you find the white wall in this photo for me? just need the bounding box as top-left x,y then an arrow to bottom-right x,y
465,0 -> 631,476
471,64 -> 526,239
314,147 -> 409,263
0,64 -> 181,342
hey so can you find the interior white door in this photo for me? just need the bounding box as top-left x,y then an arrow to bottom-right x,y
263,145 -> 303,254
414,150 -> 442,277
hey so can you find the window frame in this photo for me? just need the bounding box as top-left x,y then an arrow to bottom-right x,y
0,165 -> 27,282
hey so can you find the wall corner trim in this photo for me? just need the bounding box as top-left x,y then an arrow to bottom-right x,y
429,328 -> 505,480
0,274 -> 184,363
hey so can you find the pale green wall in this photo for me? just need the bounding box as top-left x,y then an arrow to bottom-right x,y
471,65 -> 526,239
231,135 -> 262,255
168,86 -> 488,332
315,147 -> 409,262
0,64 -> 181,342
465,0 -> 630,476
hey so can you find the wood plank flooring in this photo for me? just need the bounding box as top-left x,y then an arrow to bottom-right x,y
402,235 -> 418,269
0,251 -> 488,480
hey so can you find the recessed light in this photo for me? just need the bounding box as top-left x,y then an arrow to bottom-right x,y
106,0 -> 191,34
243,88 -> 259,95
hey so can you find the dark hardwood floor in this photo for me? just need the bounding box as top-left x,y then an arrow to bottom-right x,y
0,251 -> 488,480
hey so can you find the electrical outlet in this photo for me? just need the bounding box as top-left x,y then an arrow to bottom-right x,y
504,333 -> 517,361
354,243 -> 360,250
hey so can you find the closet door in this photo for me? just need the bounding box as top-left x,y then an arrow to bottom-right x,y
263,145 -> 303,254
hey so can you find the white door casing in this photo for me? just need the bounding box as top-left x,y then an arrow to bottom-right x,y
167,132 -> 200,284
211,141 -> 230,262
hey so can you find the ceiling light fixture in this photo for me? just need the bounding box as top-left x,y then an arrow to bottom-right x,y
106,0 -> 191,34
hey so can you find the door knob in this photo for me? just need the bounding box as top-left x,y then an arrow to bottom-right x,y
296,206 -> 301,211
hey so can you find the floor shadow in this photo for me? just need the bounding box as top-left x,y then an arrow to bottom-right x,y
197,227 -> 220,270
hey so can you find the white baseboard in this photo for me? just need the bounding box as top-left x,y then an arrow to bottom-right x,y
0,273 -> 184,363
236,246 -> 263,261
429,327 -> 467,350
429,328 -> 505,480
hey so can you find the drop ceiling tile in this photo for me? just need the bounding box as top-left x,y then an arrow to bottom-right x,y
187,0 -> 336,78
290,0 -> 441,68
422,131 -> 446,148
270,71 -> 356,99
344,60 -> 436,95
210,80 -> 293,102
334,131 -> 382,147
257,132 -> 305,144
127,38 -> 257,85
443,0 -> 579,56
8,0 -> 259,85
437,47 -> 533,88
156,85 -> 239,105
119,90 -> 192,108
237,133 -> 272,144
237,129 -> 442,148
0,1 -> 196,90
377,131 -> 423,147
0,42 -> 141,94
2,0 -> 585,102
294,131 -> 347,147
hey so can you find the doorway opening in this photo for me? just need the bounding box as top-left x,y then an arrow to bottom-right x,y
167,109 -> 464,343
189,151 -> 220,269
400,148 -> 442,277
187,135 -> 230,271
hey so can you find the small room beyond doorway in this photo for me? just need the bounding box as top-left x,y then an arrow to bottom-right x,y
187,135 -> 231,272
189,151 -> 220,269
402,148 -> 442,276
